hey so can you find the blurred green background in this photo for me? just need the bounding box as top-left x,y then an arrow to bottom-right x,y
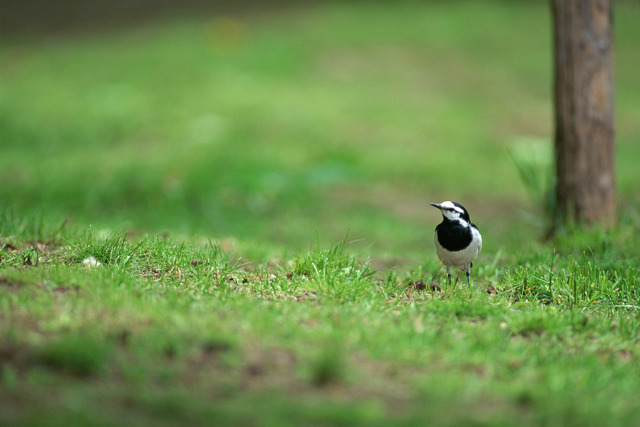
1,0 -> 639,258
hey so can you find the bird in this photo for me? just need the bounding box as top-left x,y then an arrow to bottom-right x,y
430,201 -> 482,286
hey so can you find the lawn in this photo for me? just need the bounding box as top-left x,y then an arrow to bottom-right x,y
1,1 -> 640,425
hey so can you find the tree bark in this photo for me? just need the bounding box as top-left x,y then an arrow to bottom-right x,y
552,0 -> 615,229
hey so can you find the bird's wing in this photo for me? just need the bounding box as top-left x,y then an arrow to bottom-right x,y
472,223 -> 482,252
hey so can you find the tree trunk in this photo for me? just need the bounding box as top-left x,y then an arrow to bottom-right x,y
552,0 -> 615,229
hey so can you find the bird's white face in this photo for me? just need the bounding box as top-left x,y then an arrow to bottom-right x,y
432,201 -> 468,224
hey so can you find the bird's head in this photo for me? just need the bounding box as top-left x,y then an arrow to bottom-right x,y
430,201 -> 470,224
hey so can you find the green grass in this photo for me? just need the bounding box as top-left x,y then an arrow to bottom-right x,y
1,1 -> 639,256
2,1 -> 640,425
1,227 -> 639,425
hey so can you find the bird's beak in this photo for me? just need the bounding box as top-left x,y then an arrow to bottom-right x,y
430,203 -> 441,209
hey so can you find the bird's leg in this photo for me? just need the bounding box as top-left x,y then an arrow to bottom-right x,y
446,267 -> 452,287
466,264 -> 471,285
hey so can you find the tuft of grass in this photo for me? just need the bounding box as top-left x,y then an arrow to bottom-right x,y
286,238 -> 379,302
67,230 -> 142,269
291,238 -> 374,283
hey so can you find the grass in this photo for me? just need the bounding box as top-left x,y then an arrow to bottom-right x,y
2,217 -> 639,425
2,1 -> 639,256
2,1 -> 640,425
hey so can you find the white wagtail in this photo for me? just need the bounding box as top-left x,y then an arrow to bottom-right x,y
430,201 -> 482,286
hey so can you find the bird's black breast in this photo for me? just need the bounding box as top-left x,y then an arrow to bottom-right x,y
435,221 -> 473,251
